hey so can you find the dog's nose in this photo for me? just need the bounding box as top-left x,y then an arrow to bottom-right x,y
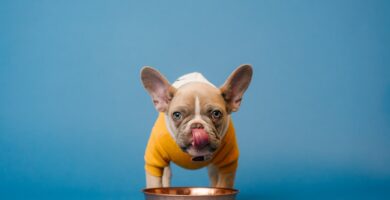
190,123 -> 204,129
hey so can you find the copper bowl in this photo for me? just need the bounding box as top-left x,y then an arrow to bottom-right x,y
143,187 -> 238,200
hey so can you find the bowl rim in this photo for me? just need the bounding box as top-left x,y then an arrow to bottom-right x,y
142,186 -> 239,197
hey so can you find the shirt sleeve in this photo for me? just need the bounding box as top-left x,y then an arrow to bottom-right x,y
144,131 -> 170,177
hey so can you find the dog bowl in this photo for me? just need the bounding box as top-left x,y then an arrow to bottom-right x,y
143,187 -> 238,200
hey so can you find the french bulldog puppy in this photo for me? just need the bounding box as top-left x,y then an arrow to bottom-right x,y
141,65 -> 252,188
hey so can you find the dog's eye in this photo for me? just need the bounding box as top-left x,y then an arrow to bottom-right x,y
172,112 -> 182,121
211,110 -> 222,120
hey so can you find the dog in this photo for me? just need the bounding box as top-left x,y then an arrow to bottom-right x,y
140,64 -> 252,188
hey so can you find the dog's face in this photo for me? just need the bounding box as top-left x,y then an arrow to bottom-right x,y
141,65 -> 252,158
166,82 -> 229,157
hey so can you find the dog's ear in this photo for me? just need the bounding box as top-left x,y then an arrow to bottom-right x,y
141,67 -> 176,112
220,64 -> 253,113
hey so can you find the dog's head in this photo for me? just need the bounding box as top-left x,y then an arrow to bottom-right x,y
141,65 -> 252,159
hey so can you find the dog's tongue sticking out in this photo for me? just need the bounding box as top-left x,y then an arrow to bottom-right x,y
192,129 -> 209,149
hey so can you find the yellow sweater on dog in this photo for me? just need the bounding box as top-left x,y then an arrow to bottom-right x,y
144,113 -> 239,177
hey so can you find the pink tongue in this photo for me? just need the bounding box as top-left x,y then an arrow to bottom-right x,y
192,129 -> 209,149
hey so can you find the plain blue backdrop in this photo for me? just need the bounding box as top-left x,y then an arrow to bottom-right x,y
1,0 -> 390,199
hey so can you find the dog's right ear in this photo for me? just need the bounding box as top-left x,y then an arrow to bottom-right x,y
141,67 -> 176,112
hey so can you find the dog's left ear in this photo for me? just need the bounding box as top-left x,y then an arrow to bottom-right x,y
141,67 -> 176,112
220,64 -> 253,113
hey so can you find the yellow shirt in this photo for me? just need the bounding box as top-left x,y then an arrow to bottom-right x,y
144,113 -> 239,177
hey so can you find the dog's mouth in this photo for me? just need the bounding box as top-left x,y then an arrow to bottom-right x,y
181,129 -> 217,151
177,127 -> 219,158
191,128 -> 209,149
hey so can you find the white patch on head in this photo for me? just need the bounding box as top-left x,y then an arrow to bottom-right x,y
190,95 -> 205,127
183,95 -> 207,135
194,96 -> 201,120
172,72 -> 216,89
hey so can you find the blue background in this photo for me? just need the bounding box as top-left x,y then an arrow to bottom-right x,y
1,0 -> 390,199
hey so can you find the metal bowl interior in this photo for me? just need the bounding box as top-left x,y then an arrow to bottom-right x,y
143,187 -> 238,200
